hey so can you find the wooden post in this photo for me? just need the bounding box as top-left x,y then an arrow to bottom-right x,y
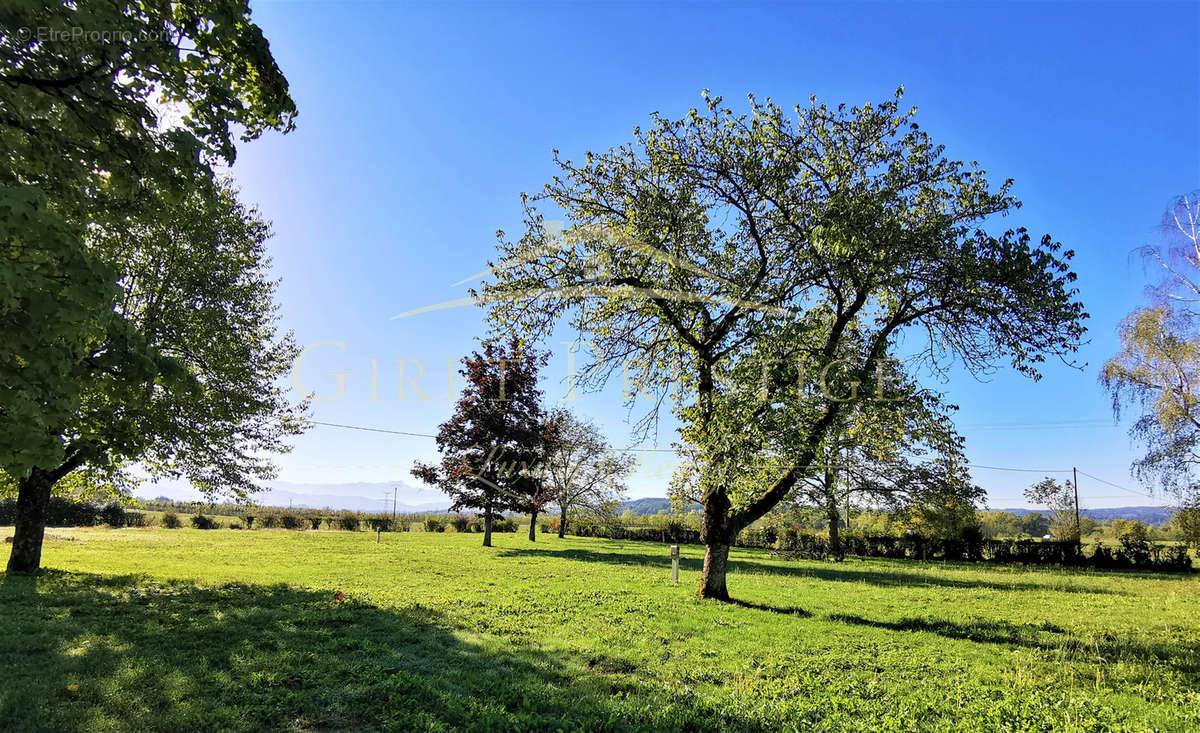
670,545 -> 680,585
376,527 -> 381,543
1073,467 -> 1081,542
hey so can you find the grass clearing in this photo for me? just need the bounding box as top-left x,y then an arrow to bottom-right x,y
2,527 -> 1198,731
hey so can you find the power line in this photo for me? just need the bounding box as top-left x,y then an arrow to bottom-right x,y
306,419 -> 1150,494
964,464 -> 1071,473
310,420 -> 436,438
1076,469 -> 1154,498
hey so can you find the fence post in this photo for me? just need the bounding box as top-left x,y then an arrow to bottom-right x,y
670,545 -> 680,585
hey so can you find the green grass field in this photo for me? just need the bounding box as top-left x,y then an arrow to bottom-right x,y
2,527 -> 1198,731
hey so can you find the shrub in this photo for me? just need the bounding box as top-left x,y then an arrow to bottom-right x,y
308,515 -> 324,530
45,497 -> 99,527
451,514 -> 471,532
191,514 -> 218,530
98,503 -> 126,527
161,511 -> 182,529
124,511 -> 151,528
243,514 -> 256,529
539,520 -> 553,534
279,512 -> 304,530
424,517 -> 445,533
228,520 -> 244,530
259,511 -> 280,529
337,513 -> 361,531
1118,524 -> 1152,564
493,517 -> 519,533
366,516 -> 394,532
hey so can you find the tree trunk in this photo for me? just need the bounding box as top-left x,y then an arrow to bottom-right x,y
826,492 -> 842,561
7,469 -> 53,575
557,502 -> 566,538
482,503 -> 493,547
699,541 -> 731,600
698,489 -> 733,601
528,508 -> 537,541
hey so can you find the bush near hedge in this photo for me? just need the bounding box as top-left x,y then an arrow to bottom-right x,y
0,498 -> 165,529
365,516 -> 394,532
191,514 -> 219,530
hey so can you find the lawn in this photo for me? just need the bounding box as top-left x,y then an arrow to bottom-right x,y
2,527 -> 1198,731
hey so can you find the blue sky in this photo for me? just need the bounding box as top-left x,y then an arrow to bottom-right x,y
219,0 -> 1199,508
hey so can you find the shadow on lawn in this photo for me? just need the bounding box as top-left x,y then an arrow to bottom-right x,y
0,571 -> 733,732
498,545 -> 1122,595
827,613 -> 1200,678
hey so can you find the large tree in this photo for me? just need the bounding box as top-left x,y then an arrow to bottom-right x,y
543,409 -> 633,538
483,90 -> 1086,600
412,339 -> 555,547
5,181 -> 306,572
2,0 -> 299,573
1102,192 -> 1200,497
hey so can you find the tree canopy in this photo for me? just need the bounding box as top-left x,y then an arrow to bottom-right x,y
1103,192 -> 1200,497
2,0 -> 301,573
483,89 -> 1087,599
543,409 -> 634,538
1,0 -> 297,481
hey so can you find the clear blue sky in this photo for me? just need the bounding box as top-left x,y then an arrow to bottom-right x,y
223,0 -> 1199,508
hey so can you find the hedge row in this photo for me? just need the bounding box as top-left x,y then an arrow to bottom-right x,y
568,520 -> 1194,572
0,498 -> 148,528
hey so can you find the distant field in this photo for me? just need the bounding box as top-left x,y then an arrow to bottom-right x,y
2,528 -> 1198,731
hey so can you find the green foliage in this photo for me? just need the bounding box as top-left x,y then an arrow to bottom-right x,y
190,514 -> 218,530
543,410 -> 633,533
423,517 -> 445,533
307,516 -> 324,530
335,513 -> 360,532
1102,193 -> 1200,495
1104,305 -> 1200,493
161,511 -> 182,529
493,517 -> 520,533
1170,506 -> 1200,550
278,512 -> 303,530
0,186 -> 121,477
365,516 -> 393,532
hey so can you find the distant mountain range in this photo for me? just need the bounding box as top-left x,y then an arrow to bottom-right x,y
139,479 -> 452,514
618,499 -> 1176,526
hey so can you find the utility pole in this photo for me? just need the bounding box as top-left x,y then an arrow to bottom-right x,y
1073,466 -> 1081,542
392,486 -> 398,523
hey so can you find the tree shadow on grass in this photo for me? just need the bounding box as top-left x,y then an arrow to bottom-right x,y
728,598 -> 812,616
497,545 -> 1124,595
827,613 -> 1200,679
0,570 -> 748,732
